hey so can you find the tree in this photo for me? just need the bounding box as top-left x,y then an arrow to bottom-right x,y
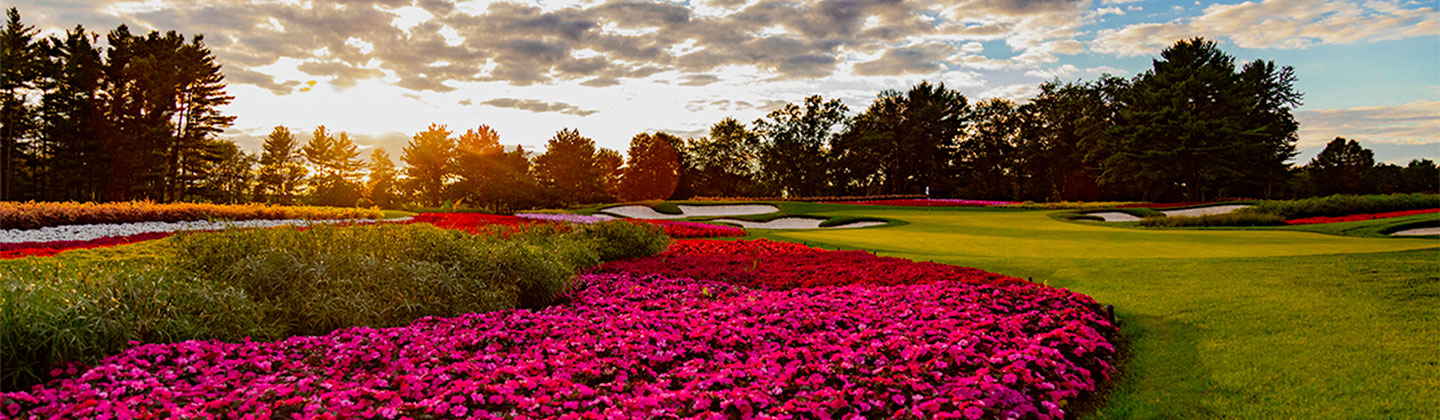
302,126 -> 364,206
255,126 -> 307,203
835,82 -> 968,196
163,34 -> 236,201
533,128 -> 609,205
955,98 -> 1023,199
1233,59 -> 1301,198
36,25 -> 107,201
619,132 -> 681,201
596,147 -> 623,198
1014,80 -> 1111,201
0,7 -> 41,200
196,139 -> 255,203
1306,137 -> 1373,195
364,148 -> 399,208
1104,37 -> 1298,201
754,95 -> 848,197
1402,159 -> 1439,193
403,123 -> 455,206
98,25 -> 234,201
450,124 -> 547,211
686,118 -> 761,197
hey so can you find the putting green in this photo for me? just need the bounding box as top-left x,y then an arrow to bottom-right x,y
760,207 -> 1439,259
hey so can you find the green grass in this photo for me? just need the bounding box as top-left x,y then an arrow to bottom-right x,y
733,203 -> 1440,418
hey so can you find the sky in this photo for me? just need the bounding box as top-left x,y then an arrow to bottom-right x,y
11,0 -> 1440,164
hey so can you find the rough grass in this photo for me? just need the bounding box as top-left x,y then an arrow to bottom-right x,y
739,203 -> 1440,418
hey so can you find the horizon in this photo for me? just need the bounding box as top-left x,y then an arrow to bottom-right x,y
10,0 -> 1438,164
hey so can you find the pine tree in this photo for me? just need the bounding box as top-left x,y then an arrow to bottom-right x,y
255,125 -> 306,203
165,34 -> 235,201
0,7 -> 41,200
302,126 -> 364,206
1104,37 -> 1297,201
36,25 -> 107,201
402,124 -> 455,207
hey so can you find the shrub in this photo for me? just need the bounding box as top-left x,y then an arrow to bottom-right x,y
1241,193 -> 1440,219
1138,212 -> 1286,227
568,220 -> 671,260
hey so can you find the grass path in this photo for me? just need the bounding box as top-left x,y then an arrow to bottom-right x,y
746,204 -> 1439,418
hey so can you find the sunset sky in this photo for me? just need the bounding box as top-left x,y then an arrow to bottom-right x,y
12,0 -> 1439,163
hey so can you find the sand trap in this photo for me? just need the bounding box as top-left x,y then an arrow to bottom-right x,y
601,204 -> 779,219
1390,227 -> 1440,236
1160,205 -> 1251,217
712,217 -> 887,229
1087,205 -> 1252,222
1087,212 -> 1141,222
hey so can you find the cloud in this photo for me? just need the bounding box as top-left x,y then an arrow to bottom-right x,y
1092,0 -> 1439,56
477,98 -> 600,117
1295,100 -> 1440,148
7,0 -> 1102,93
853,43 -> 952,76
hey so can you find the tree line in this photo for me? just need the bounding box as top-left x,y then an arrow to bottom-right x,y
3,7 -> 1434,210
1,8 -> 235,203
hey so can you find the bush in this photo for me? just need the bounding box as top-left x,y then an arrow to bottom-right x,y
0,221 -> 670,390
568,220 -> 671,261
1242,193 -> 1440,219
1138,212 -> 1286,227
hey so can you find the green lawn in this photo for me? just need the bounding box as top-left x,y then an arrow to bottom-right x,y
734,204 -> 1439,418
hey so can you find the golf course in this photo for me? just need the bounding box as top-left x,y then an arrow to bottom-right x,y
716,202 -> 1440,418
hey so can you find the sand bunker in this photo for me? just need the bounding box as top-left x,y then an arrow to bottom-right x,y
601,204 -> 779,219
1086,212 -> 1142,222
1087,204 -> 1252,222
712,217 -> 887,229
1389,227 -> 1440,236
1160,205 -> 1251,217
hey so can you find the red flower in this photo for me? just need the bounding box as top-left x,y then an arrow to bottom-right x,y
1285,208 -> 1440,225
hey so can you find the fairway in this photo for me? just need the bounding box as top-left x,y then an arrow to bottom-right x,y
749,204 -> 1440,419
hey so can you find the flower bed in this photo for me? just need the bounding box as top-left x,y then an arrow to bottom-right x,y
423,213 -> 745,239
1284,208 -> 1440,225
1,218 -> 407,260
826,198 -> 1020,207
1,201 -> 382,230
0,232 -> 174,259
2,239 -> 1115,420
593,239 -> 1018,289
514,213 -> 612,224
639,220 -> 746,238
405,213 -> 538,234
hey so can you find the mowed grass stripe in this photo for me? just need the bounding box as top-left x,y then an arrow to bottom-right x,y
745,204 -> 1439,418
